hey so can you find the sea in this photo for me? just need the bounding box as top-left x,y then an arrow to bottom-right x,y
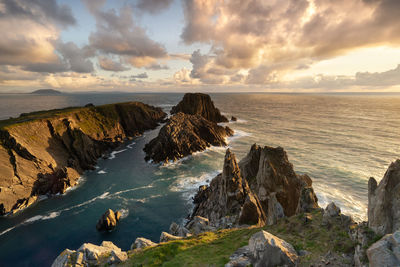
0,92 -> 399,266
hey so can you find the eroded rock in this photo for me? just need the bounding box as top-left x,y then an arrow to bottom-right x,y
131,237 -> 157,250
367,230 -> 400,267
96,209 -> 120,231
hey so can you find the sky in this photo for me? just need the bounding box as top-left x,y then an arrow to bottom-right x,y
1,0 -> 400,93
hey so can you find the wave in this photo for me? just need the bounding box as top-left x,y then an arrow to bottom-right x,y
118,209 -> 129,219
170,171 -> 219,200
108,149 -> 127,160
97,170 -> 107,174
127,141 -> 136,149
227,129 -> 251,142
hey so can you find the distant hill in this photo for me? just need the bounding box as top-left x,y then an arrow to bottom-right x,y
30,89 -> 63,95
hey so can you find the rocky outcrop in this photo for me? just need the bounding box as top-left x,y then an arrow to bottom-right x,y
131,237 -> 157,250
0,102 -> 166,215
190,144 -> 319,228
169,222 -> 190,237
96,209 -> 121,231
368,159 -> 400,236
170,93 -> 228,123
160,232 -> 183,242
367,230 -> 400,267
190,149 -> 266,227
143,112 -> 233,163
52,241 -> 127,267
226,230 -> 298,267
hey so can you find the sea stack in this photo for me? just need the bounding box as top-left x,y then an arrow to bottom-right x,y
144,93 -> 233,163
170,93 -> 229,123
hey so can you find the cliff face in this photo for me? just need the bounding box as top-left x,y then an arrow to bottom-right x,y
143,112 -> 233,163
190,144 -> 319,227
170,93 -> 228,123
368,159 -> 400,235
0,102 -> 166,215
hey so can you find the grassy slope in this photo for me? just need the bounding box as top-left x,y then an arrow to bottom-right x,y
122,210 -> 357,267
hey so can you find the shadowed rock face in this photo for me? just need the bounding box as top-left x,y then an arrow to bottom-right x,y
368,159 -> 400,235
190,144 -> 319,228
170,93 -> 228,123
190,149 -> 266,227
0,102 -> 166,215
143,112 -> 233,163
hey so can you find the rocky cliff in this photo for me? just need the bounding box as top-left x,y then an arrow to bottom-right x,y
170,93 -> 228,123
190,144 -> 319,227
0,102 -> 166,215
368,159 -> 400,235
143,112 -> 233,163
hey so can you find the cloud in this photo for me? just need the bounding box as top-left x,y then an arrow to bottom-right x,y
136,0 -> 173,14
180,0 -> 400,85
131,72 -> 148,79
1,0 -> 76,27
88,6 -> 167,68
145,63 -> 169,70
98,57 -> 130,72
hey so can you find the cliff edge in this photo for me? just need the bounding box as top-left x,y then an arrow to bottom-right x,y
0,102 -> 166,215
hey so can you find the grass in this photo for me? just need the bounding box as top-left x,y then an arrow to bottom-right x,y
121,210 -> 356,267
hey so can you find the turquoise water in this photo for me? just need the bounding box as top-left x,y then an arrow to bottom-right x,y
0,93 -> 399,266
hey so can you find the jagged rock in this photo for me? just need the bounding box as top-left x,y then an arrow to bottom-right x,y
96,209 -> 120,231
225,246 -> 252,267
368,160 -> 400,235
296,186 -> 319,213
131,237 -> 157,250
248,230 -> 298,267
144,112 -> 233,163
186,216 -> 215,234
322,202 -> 341,225
189,149 -> 266,227
351,222 -> 374,267
52,241 -> 127,267
160,232 -> 183,242
170,93 -> 228,123
238,144 -> 318,217
367,231 -> 400,267
0,102 -> 166,215
169,222 -> 190,237
266,193 -> 285,225
231,116 -> 237,122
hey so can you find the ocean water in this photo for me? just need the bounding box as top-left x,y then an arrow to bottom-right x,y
0,92 -> 399,266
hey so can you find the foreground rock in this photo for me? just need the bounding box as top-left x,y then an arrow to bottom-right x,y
367,230 -> 400,266
170,93 -> 228,123
226,230 -> 298,267
52,241 -> 127,267
131,237 -> 157,250
0,102 -> 166,215
368,159 -> 400,235
96,209 -> 121,231
144,113 -> 233,163
189,144 -> 319,228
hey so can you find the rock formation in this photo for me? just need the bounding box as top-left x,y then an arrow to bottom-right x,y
367,230 -> 400,267
190,144 -> 319,228
190,148 -> 266,227
226,230 -> 299,267
96,209 -> 121,231
170,93 -> 228,123
143,112 -> 233,163
52,241 -> 127,267
368,159 -> 400,235
230,116 -> 237,122
131,237 -> 157,250
0,102 -> 166,215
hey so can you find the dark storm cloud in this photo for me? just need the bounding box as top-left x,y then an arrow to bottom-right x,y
0,0 -> 76,26
136,0 -> 174,14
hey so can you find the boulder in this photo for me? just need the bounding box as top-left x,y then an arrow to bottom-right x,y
108,250 -> 128,264
186,216 -> 215,234
322,202 -> 341,225
143,112 -> 233,163
296,186 -> 319,213
170,93 -> 228,123
368,159 -> 400,235
248,230 -> 298,267
131,237 -> 157,250
160,232 -> 183,243
231,116 -> 237,122
225,246 -> 252,267
51,249 -> 76,267
367,230 -> 400,267
96,209 -> 120,231
169,222 -> 190,237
